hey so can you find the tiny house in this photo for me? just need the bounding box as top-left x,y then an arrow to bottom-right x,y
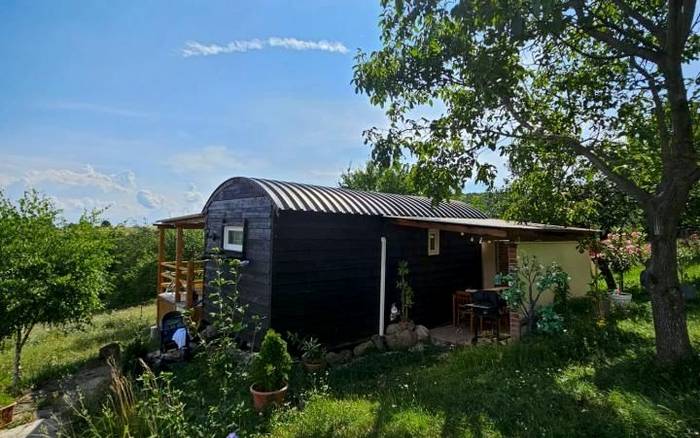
155,177 -> 595,346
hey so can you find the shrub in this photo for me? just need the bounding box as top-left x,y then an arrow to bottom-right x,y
536,305 -> 564,335
498,256 -> 570,333
250,330 -> 292,391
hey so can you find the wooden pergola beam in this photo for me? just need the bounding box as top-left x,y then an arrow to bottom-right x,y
391,218 -> 508,238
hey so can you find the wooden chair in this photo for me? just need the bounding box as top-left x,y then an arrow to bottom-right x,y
454,291 -> 475,331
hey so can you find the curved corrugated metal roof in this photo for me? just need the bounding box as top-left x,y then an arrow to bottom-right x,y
246,178 -> 486,219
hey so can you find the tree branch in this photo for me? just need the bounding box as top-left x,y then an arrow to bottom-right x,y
630,57 -> 671,149
557,135 -> 652,204
570,0 -> 661,62
610,0 -> 663,40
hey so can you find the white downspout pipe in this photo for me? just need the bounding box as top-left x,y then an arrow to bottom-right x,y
379,236 -> 387,336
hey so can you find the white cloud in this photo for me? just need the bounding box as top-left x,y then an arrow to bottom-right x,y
181,39 -> 264,57
24,165 -> 132,192
182,37 -> 348,57
267,37 -> 348,53
136,189 -> 164,209
0,175 -> 19,188
184,183 -> 204,206
49,196 -> 114,212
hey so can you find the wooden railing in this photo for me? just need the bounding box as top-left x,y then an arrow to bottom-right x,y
157,259 -> 205,308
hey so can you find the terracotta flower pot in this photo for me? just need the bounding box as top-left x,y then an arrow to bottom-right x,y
0,402 -> 16,426
250,383 -> 288,411
302,359 -> 326,372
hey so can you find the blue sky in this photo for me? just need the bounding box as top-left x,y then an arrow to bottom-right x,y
0,1 -> 503,223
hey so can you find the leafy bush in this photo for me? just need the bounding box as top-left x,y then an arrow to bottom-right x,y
498,256 -> 570,333
250,330 -> 292,392
536,305 -> 564,335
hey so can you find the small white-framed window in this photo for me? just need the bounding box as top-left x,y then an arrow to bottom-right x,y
223,225 -> 244,252
428,228 -> 440,256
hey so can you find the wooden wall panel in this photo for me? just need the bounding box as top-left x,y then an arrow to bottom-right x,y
203,179 -> 274,338
270,211 -> 483,346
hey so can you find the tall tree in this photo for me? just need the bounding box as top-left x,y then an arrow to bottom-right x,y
355,0 -> 700,363
0,191 -> 112,389
339,161 -> 419,194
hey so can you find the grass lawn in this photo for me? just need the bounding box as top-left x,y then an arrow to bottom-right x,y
258,265 -> 700,438
0,303 -> 155,402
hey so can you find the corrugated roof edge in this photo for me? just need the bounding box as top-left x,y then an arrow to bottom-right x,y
202,176 -> 487,219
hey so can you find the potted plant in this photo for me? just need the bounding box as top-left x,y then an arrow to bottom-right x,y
0,394 -> 16,426
288,333 -> 326,372
250,329 -> 292,411
610,287 -> 633,307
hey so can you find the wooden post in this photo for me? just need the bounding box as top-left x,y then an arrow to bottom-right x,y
186,259 -> 194,308
175,226 -> 183,303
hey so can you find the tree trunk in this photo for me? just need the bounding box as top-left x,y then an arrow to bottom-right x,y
13,329 -> 22,391
596,258 -> 617,291
647,216 -> 692,364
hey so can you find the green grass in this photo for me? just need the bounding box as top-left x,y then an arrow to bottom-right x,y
0,303 -> 154,402
261,263 -> 700,438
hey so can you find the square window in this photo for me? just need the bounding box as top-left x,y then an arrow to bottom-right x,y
428,229 -> 440,256
223,225 -> 244,252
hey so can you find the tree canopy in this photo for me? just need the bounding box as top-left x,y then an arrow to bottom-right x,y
0,191 -> 112,389
355,0 -> 700,364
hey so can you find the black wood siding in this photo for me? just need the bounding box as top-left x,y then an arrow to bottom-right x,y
270,210 -> 482,346
383,225 -> 482,329
270,211 -> 383,345
203,178 -> 274,334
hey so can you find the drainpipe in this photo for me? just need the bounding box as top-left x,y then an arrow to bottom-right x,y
379,236 -> 387,336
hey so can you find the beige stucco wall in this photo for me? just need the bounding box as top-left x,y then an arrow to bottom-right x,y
516,241 -> 592,303
481,242 -> 497,288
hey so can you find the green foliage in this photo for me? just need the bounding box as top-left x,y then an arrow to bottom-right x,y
0,392 -> 14,407
396,261 -> 414,322
499,255 -> 570,333
103,225 -> 203,309
597,229 -> 649,292
536,305 -> 565,335
251,330 -> 293,392
339,161 -> 418,195
287,333 -> 326,363
678,234 -> 700,283
0,191 -> 112,389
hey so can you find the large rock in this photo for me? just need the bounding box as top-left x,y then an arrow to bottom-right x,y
386,321 -> 415,335
370,334 -> 386,352
385,327 -> 418,350
98,342 -> 120,362
338,349 -> 353,363
353,340 -> 374,357
325,352 -> 343,366
415,325 -> 430,343
325,349 -> 353,366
